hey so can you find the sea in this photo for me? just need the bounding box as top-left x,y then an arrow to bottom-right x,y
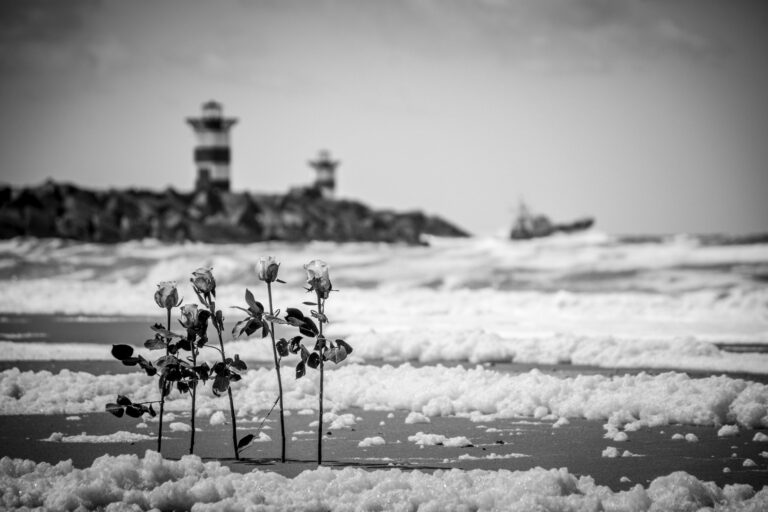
0,232 -> 766,353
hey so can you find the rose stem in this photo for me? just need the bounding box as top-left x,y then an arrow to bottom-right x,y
190,342 -> 197,454
212,301 -> 239,460
157,308 -> 170,454
267,282 -> 287,462
317,291 -> 325,465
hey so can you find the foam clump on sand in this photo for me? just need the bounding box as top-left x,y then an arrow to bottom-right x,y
671,432 -> 699,442
718,425 -> 740,437
604,425 -> 629,442
43,431 -> 155,443
209,411 -> 226,426
1,451 -> 767,512
602,447 -> 642,458
326,413 -> 357,430
169,422 -> 191,432
358,436 -> 385,448
404,411 -> 431,424
2,365 -> 768,432
753,432 -> 768,442
457,453 -> 528,460
408,432 -> 472,447
308,413 -> 357,430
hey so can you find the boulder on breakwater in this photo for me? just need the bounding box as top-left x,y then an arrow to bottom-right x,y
0,181 -> 468,245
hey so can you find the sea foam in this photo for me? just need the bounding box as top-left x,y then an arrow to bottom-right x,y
0,450 -> 765,511
2,365 -> 766,430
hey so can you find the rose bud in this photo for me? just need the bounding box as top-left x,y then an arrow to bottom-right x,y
304,259 -> 332,299
257,256 -> 280,283
191,267 -> 216,296
179,304 -> 200,329
154,281 -> 179,309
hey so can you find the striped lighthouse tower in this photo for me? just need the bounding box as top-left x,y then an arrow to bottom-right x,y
308,149 -> 339,199
186,101 -> 237,192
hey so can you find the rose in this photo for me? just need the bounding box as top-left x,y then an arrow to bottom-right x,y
304,259 -> 332,299
257,256 -> 280,283
179,304 -> 200,329
154,281 -> 179,309
191,267 -> 216,296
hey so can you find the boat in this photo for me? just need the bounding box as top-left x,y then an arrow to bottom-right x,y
510,202 -> 594,240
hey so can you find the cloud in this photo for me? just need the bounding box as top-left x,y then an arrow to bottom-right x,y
653,18 -> 718,58
0,0 -> 723,79
410,0 -> 721,71
0,0 -> 132,76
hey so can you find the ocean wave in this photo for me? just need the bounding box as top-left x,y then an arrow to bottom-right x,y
1,237 -> 765,349
0,287 -> 765,351
1,236 -> 767,293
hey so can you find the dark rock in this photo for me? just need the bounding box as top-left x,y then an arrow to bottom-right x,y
188,189 -> 223,220
0,181 -> 470,244
2,186 -> 59,238
0,185 -> 11,206
0,208 -> 25,238
220,192 -> 261,233
26,207 -> 58,238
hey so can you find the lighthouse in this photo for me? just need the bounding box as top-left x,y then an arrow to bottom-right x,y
308,149 -> 339,198
186,101 -> 237,192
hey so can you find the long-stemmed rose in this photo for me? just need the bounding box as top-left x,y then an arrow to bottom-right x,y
259,256 -> 287,462
190,266 -> 244,460
141,301 -> 209,456
231,256 -> 290,460
107,281 -> 185,454
283,259 -> 352,465
307,260 -> 329,465
152,281 -> 179,453
177,303 -> 211,454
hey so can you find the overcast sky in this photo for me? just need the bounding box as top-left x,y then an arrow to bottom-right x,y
1,0 -> 767,235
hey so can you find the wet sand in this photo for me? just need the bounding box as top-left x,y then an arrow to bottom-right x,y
1,403 -> 766,490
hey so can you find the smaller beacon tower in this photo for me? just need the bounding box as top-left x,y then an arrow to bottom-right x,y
186,101 -> 237,192
308,149 -> 339,198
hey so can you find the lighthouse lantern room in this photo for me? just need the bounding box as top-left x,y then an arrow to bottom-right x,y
186,100 -> 237,192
